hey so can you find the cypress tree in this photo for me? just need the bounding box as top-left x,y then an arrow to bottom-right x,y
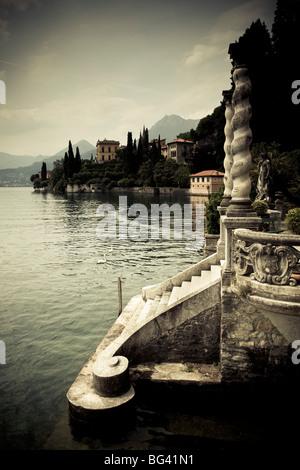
137,133 -> 143,169
68,140 -> 75,177
125,132 -> 135,174
157,135 -> 162,162
41,161 -> 47,181
63,152 -> 69,179
75,146 -> 81,173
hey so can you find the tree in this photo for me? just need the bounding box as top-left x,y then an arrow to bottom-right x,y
271,0 -> 300,150
68,140 -> 75,178
195,104 -> 225,170
137,160 -> 154,187
205,185 -> 224,234
142,126 -> 149,154
153,159 -> 177,187
234,19 -> 275,144
30,173 -> 39,182
41,161 -> 47,181
49,159 -> 64,191
63,152 -> 69,179
173,163 -> 190,188
150,139 -> 160,166
123,131 -> 136,175
136,133 -> 143,169
74,146 -> 82,174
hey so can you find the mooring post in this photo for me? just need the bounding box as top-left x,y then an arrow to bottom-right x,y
118,277 -> 122,315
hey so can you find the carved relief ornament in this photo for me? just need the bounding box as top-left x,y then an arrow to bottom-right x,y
235,239 -> 300,286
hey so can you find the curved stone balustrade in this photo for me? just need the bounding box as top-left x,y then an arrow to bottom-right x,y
234,229 -> 300,286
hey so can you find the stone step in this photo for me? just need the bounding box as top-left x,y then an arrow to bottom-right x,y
210,264 -> 222,281
180,281 -> 191,298
162,263 -> 224,309
200,270 -> 211,283
136,298 -> 154,323
156,291 -> 171,314
149,295 -> 162,316
190,275 -> 203,291
168,286 -> 181,305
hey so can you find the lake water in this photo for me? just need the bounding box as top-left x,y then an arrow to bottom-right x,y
0,187 -> 210,451
0,188 -> 296,455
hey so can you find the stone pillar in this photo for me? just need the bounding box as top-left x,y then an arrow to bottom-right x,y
217,90 -> 234,260
226,65 -> 257,218
221,48 -> 261,283
221,90 -> 234,208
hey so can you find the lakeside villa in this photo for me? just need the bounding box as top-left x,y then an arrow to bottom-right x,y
190,170 -> 224,195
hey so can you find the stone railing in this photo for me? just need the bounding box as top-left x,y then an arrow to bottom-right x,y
234,229 -> 300,286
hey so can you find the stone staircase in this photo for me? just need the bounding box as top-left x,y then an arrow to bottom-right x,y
136,261 -> 223,324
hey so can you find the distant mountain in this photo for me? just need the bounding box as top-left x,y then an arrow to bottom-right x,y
0,152 -> 40,170
0,140 -> 95,186
0,139 -> 95,171
149,114 -> 200,144
52,139 -> 95,159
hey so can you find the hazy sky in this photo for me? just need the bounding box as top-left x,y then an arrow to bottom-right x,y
0,0 -> 277,156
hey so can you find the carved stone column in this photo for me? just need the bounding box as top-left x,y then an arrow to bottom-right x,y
221,46 -> 261,282
226,65 -> 256,217
221,89 -> 234,207
217,90 -> 234,260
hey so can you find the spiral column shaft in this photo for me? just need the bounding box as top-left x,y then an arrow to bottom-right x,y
221,90 -> 234,207
227,65 -> 255,217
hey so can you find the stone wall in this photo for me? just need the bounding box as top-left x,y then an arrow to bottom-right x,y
65,184 -> 190,196
119,281 -> 221,366
123,304 -> 221,365
221,286 -> 300,383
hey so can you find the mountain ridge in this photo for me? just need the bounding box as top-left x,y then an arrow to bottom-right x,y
149,114 -> 199,143
0,140 -> 95,171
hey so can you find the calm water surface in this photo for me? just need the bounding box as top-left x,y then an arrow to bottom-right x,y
1,188 -> 293,454
0,187 -> 208,450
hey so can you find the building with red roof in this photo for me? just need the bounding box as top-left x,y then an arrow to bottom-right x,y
190,169 -> 224,195
167,138 -> 194,163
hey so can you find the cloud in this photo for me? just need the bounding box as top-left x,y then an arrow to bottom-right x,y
185,44 -> 223,67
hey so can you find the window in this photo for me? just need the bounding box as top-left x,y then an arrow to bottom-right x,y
102,147 -> 104,153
